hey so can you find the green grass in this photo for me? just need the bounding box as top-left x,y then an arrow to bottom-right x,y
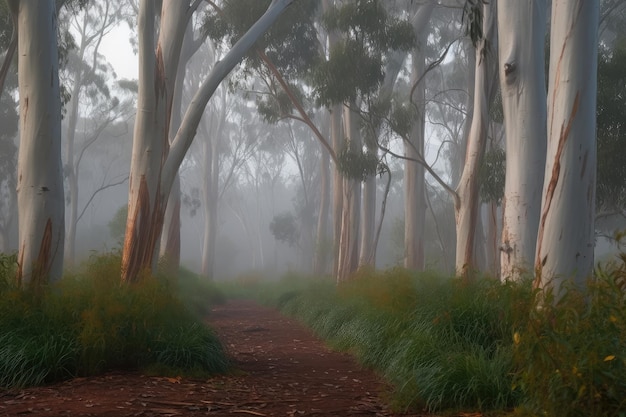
224,266 -> 625,416
0,252 -> 229,388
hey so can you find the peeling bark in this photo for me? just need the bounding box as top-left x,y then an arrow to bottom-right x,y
534,0 -> 598,299
454,0 -> 498,280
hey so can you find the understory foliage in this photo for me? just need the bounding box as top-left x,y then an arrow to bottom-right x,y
514,270 -> 626,417
225,267 -> 626,416
0,253 -> 229,388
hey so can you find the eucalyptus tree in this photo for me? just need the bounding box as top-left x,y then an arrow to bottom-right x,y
497,0 -> 547,281
0,80 -> 17,253
314,0 -> 415,280
121,0 -> 298,283
596,6 -> 626,230
62,0 -> 133,265
534,0 -> 599,297
403,0 -> 436,271
453,0 -> 498,279
14,0 -> 64,285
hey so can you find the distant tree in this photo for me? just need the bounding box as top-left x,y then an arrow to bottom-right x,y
0,82 -> 18,253
596,38 -> 626,222
269,212 -> 299,247
62,0 -> 133,265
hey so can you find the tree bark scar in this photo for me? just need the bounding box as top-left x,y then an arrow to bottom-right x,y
535,92 -> 580,286
580,149 -> 588,179
16,242 -> 25,287
154,45 -> 167,104
33,218 -> 53,285
122,175 -> 152,283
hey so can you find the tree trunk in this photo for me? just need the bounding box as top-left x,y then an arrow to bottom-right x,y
330,104 -> 344,278
313,143 -> 331,276
336,103 -> 361,282
358,156 -> 376,267
454,0 -> 498,279
159,174 -> 181,273
16,0 -> 65,285
122,0 -> 295,282
201,132 -> 219,278
498,0 -> 547,281
121,0 -> 187,283
403,4 -> 434,271
535,0 -> 599,298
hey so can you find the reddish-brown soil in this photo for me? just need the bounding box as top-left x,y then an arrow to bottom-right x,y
0,300 -> 437,417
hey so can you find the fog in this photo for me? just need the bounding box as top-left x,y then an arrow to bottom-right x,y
0,2 -> 623,282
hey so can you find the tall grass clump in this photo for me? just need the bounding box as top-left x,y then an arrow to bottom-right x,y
513,270 -> 626,417
0,252 -> 229,388
263,268 -> 533,414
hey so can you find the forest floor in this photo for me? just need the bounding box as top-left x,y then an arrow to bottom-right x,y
0,300 -> 474,417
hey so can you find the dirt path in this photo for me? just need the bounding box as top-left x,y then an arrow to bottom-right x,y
0,300 -> 426,417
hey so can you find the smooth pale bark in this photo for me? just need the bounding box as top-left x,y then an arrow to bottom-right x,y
330,104 -> 344,277
359,158 -> 376,266
404,2 -> 435,271
359,22 -> 414,268
159,20 -> 202,272
200,128 -> 220,278
16,0 -> 65,285
498,0 -> 547,281
454,0 -> 498,279
123,0 -> 294,282
121,0 -> 187,283
535,0 -> 599,297
323,0 -> 344,278
336,104 -> 361,282
313,140 -> 331,276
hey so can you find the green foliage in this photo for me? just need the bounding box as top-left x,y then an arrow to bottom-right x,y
313,0 -> 415,107
269,212 -> 299,247
203,0 -> 320,79
0,253 -> 229,388
513,274 -> 626,417
235,269 -> 532,413
220,265 -> 626,415
337,146 -> 379,181
479,147 -> 506,204
462,0 -> 486,48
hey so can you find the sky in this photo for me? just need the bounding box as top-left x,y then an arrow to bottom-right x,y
99,23 -> 138,81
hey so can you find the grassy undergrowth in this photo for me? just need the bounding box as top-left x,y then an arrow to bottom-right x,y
0,253 -> 229,388
223,267 -> 626,416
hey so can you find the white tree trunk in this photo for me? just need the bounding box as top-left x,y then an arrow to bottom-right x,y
535,0 -> 599,297
122,0 -> 186,282
404,2 -> 435,271
123,0 -> 294,282
359,159 -> 376,267
16,0 -> 65,285
454,0 -> 498,279
498,0 -> 547,281
337,103 -> 361,282
200,132 -> 219,278
330,104 -> 344,277
314,146 -> 331,275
